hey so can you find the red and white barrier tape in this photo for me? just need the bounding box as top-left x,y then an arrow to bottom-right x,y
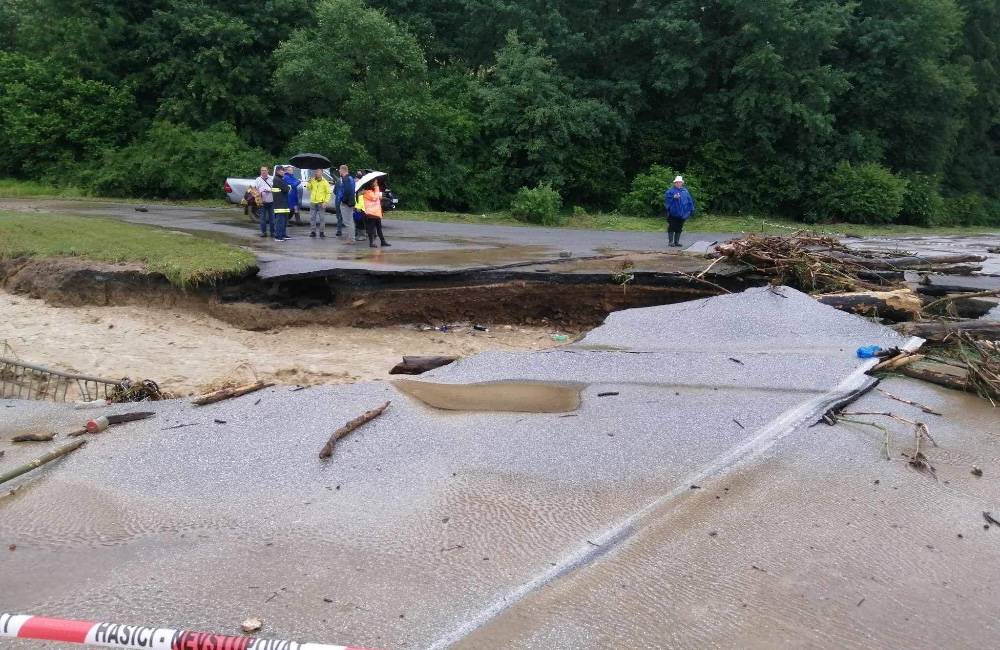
0,613 -> 370,650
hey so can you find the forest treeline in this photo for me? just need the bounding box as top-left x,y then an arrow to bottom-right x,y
0,0 -> 997,225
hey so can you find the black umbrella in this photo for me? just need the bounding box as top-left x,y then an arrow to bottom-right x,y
289,152 -> 332,169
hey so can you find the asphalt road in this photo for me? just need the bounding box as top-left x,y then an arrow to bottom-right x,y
0,198 -> 738,274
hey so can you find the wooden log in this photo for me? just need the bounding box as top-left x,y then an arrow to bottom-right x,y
191,381 -> 273,406
922,296 -> 998,319
872,353 -> 923,373
898,360 -> 970,392
389,356 -> 458,375
11,432 -> 55,443
922,289 -> 1000,314
0,439 -> 87,486
893,320 -> 1000,343
319,401 -> 391,459
850,253 -> 986,270
816,289 -> 922,322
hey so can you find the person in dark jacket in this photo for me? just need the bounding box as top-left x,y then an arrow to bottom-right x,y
283,167 -> 301,225
335,165 -> 358,243
271,165 -> 291,241
663,175 -> 695,247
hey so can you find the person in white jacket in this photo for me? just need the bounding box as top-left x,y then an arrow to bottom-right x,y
253,166 -> 275,238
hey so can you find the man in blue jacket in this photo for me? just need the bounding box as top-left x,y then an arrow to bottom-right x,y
335,165 -> 357,242
664,175 -> 695,247
283,167 -> 301,227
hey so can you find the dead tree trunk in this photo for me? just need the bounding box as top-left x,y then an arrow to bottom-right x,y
894,320 -> 1000,343
816,289 -> 922,322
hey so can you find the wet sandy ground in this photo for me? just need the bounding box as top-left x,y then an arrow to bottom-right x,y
7,287 -> 978,650
0,291 -> 565,395
459,377 -> 1000,648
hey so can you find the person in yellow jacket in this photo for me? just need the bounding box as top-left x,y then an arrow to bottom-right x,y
306,169 -> 332,238
362,179 -> 390,248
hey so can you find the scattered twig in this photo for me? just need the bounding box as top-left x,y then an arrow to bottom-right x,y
192,381 -> 273,406
695,256 -> 725,279
11,432 -> 54,442
596,391 -> 619,397
728,357 -> 744,365
875,388 -> 942,416
733,419 -> 745,429
0,439 -> 87,486
319,401 -> 391,459
984,512 -> 1000,528
677,271 -> 732,294
161,423 -> 198,431
837,417 -> 893,459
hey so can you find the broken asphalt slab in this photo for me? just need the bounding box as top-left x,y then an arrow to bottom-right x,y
0,287 -> 970,650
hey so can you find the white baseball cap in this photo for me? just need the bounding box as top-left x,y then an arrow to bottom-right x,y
673,175 -> 684,183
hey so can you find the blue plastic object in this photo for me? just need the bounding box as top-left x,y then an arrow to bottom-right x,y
856,345 -> 882,359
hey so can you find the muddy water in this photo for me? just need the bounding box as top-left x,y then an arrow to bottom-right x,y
0,292 -> 566,394
392,379 -> 582,412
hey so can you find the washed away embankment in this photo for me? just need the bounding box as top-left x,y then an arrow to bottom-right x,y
0,255 -> 756,330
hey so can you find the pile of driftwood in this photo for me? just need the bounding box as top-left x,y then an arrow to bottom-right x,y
716,234 -> 987,293
715,233 -> 999,402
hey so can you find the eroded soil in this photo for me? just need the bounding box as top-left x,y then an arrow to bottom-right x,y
0,291 -> 567,395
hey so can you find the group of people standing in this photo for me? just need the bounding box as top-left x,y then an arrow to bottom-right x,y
249,164 -> 389,248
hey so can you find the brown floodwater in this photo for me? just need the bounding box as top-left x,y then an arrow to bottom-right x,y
392,379 -> 583,412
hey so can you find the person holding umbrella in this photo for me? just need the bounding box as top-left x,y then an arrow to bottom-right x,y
361,178 -> 390,248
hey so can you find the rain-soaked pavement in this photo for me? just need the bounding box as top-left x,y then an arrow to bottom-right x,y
0,198 -> 737,276
5,287 -> 999,649
5,198 -> 998,281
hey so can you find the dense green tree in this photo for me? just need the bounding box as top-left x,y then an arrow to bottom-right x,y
0,0 -> 996,217
476,32 -> 625,205
950,0 -> 1000,197
835,0 -> 974,174
275,0 -> 478,208
0,52 -> 134,177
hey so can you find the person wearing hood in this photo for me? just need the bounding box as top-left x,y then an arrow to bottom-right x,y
663,175 -> 695,247
283,167 -> 302,225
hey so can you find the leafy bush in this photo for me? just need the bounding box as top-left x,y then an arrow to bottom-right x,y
942,193 -> 991,226
510,183 -> 563,225
87,122 -> 267,199
619,164 -> 709,217
898,173 -> 945,226
812,162 -> 906,224
0,52 -> 134,177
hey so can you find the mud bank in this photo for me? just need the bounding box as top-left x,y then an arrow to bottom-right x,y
1,255 -> 751,329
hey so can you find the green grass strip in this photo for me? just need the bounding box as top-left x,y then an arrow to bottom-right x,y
0,211 -> 255,287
